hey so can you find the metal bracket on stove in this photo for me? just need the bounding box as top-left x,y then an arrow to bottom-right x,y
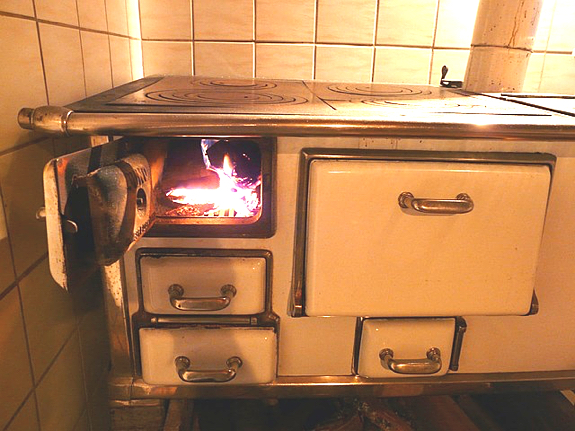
440,65 -> 463,89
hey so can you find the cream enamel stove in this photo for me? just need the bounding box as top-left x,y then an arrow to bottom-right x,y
19,76 -> 575,400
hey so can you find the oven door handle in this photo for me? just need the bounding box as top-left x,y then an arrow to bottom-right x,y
398,192 -> 474,214
175,356 -> 242,383
168,284 -> 237,311
379,348 -> 442,375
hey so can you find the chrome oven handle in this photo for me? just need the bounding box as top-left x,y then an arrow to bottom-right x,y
379,348 -> 442,375
168,284 -> 237,311
175,356 -> 242,383
398,192 -> 474,214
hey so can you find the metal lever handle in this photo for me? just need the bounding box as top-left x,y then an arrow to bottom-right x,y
398,192 -> 473,214
175,356 -> 242,383
168,284 -> 237,311
379,347 -> 442,375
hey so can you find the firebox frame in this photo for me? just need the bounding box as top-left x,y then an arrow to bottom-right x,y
146,137 -> 276,238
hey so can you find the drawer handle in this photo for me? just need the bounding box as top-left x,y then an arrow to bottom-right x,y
168,284 -> 237,312
379,347 -> 442,375
175,355 -> 242,383
398,192 -> 474,214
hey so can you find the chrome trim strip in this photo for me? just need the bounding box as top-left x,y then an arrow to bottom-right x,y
108,370 -> 575,399
17,106 -> 575,139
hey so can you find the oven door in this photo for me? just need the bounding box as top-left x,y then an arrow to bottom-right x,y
43,138 -> 156,289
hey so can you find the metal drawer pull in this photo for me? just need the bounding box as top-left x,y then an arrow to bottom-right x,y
168,284 -> 237,311
398,192 -> 474,214
175,356 -> 242,383
379,347 -> 442,375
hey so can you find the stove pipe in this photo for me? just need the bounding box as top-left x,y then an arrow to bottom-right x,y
463,0 -> 543,93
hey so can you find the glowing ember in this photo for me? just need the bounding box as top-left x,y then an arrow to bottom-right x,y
165,140 -> 261,217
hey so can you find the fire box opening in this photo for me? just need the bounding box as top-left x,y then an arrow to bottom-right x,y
155,138 -> 263,223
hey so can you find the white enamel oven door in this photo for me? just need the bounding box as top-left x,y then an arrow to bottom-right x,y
296,151 -> 554,318
43,139 -> 155,289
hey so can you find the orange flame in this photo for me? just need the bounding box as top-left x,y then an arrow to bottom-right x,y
166,154 -> 260,217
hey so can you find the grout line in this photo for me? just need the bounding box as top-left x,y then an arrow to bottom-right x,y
74,312 -> 92,431
312,0 -> 319,79
1,387 -> 40,431
104,0 -> 115,87
0,253 -> 48,303
33,327 -> 79,389
428,0 -> 441,85
371,0 -> 381,82
0,185 -> 18,295
252,0 -> 256,78
124,0 -> 134,81
75,0 -> 89,98
138,0 -> 147,77
0,136 -> 51,159
30,8 -> 50,106
190,0 -> 196,76
537,0 -> 558,93
0,11 -> 139,40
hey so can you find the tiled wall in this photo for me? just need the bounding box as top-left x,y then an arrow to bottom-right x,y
0,0 -> 141,430
0,1 -> 574,431
138,0 -> 575,93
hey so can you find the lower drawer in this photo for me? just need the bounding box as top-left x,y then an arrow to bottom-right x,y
140,327 -> 277,385
357,318 -> 456,378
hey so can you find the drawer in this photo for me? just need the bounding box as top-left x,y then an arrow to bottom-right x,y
304,160 -> 551,317
140,255 -> 266,315
357,318 -> 455,378
140,327 -> 277,385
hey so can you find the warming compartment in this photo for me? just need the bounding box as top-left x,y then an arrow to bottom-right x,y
41,136 -> 275,289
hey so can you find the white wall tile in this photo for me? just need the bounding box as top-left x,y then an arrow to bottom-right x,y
374,47 -> 431,84
81,31 -> 113,96
315,45 -> 373,82
78,299 -> 110,398
0,16 -> 47,152
194,42 -> 253,78
86,374 -> 110,431
106,0 -> 129,36
77,0 -> 108,31
126,0 -> 142,38
0,0 -> 34,16
0,140 -> 53,276
256,0 -> 315,42
429,48 -> 469,85
110,35 -> 132,86
0,288 -> 34,430
6,395 -> 39,431
140,0 -> 191,40
130,39 -> 144,80
0,191 -> 15,292
523,53 -> 544,92
377,0 -> 438,47
533,0 -> 556,51
256,44 -> 314,80
36,333 -> 86,431
20,260 -> 76,378
35,0 -> 79,26
73,412 -> 90,431
39,23 -> 86,105
193,0 -> 253,41
317,0 -> 377,44
434,0 -> 480,48
540,54 -> 575,94
547,0 -> 575,52
142,41 -> 192,76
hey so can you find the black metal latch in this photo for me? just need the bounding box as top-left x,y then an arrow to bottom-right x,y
440,65 -> 463,88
